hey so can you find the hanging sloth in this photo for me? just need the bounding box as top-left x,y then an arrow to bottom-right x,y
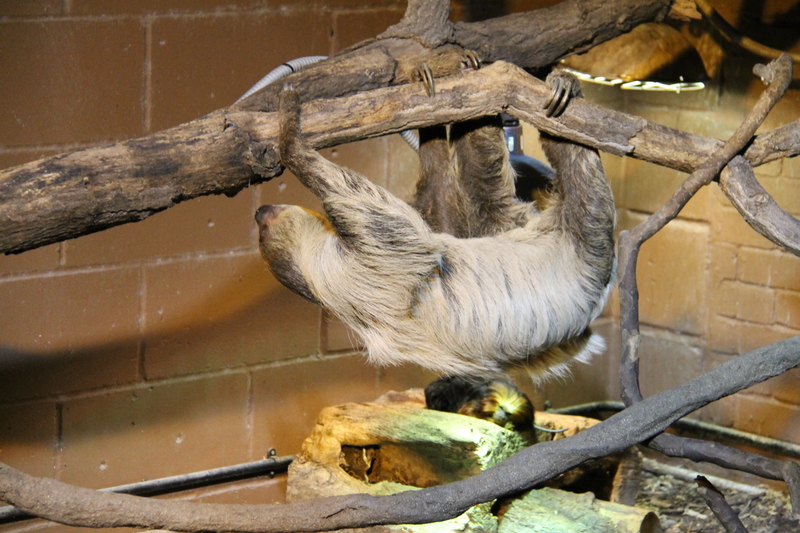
255,68 -> 616,379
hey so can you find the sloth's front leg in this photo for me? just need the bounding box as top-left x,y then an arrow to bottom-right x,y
276,88 -> 349,199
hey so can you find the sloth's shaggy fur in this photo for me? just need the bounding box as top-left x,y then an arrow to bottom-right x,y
256,73 -> 615,378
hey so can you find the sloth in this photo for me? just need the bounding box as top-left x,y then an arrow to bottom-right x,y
255,69 -> 616,378
425,374 -> 538,445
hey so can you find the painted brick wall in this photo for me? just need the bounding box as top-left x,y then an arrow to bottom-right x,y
0,2 -> 799,531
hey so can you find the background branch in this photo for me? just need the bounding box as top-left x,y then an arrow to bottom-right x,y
451,0 -> 675,66
720,156 -> 800,255
2,336 -> 799,533
695,476 -> 749,533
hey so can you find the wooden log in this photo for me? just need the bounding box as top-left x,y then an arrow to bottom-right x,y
498,487 -> 661,533
287,389 -> 527,533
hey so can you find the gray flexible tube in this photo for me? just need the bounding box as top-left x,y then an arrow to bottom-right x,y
235,55 -> 328,104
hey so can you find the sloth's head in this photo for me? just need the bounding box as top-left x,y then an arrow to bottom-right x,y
255,204 -> 333,304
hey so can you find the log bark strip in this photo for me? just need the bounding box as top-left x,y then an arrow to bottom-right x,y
2,336 -> 799,533
3,60 -> 799,255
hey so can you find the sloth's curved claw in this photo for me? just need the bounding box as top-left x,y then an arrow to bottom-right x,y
414,62 -> 436,97
544,70 -> 581,118
461,50 -> 482,72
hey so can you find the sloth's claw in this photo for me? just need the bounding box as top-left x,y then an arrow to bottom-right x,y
461,50 -> 481,71
414,62 -> 436,97
544,70 -> 581,118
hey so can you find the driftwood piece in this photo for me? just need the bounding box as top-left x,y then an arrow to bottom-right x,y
497,488 -> 660,533
1,335 -> 798,533
287,390 -> 525,533
2,58 -> 798,255
610,448 -> 644,507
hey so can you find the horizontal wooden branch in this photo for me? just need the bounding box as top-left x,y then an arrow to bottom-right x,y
2,336 -> 798,533
2,60 -> 798,255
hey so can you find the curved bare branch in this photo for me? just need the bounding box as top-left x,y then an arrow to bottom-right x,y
613,54 -> 800,518
452,0 -> 674,66
618,53 -> 793,406
1,335 -> 798,533
720,156 -> 800,256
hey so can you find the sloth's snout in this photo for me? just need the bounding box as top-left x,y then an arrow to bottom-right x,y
255,205 -> 285,226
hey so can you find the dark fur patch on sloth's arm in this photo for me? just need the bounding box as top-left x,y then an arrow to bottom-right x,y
450,117 -> 525,236
413,117 -> 525,239
278,89 -> 338,197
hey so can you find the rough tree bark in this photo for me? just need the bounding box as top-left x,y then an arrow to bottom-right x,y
2,0 -> 800,532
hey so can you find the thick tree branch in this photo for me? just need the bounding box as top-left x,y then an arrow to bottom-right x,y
377,0 -> 452,45
238,0 -> 677,112
451,0 -> 675,66
2,336 -> 799,533
2,59 -> 798,256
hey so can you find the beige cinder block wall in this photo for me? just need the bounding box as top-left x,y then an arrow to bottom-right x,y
0,2 -> 798,530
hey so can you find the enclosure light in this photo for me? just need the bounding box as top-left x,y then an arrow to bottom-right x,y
560,23 -> 708,94
562,67 -> 705,93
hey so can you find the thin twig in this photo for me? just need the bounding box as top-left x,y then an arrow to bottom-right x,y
695,476 -> 749,533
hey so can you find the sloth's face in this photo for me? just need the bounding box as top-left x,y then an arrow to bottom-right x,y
255,204 -> 332,304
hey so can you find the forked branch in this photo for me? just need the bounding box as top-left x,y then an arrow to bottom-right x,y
617,53 -> 800,523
